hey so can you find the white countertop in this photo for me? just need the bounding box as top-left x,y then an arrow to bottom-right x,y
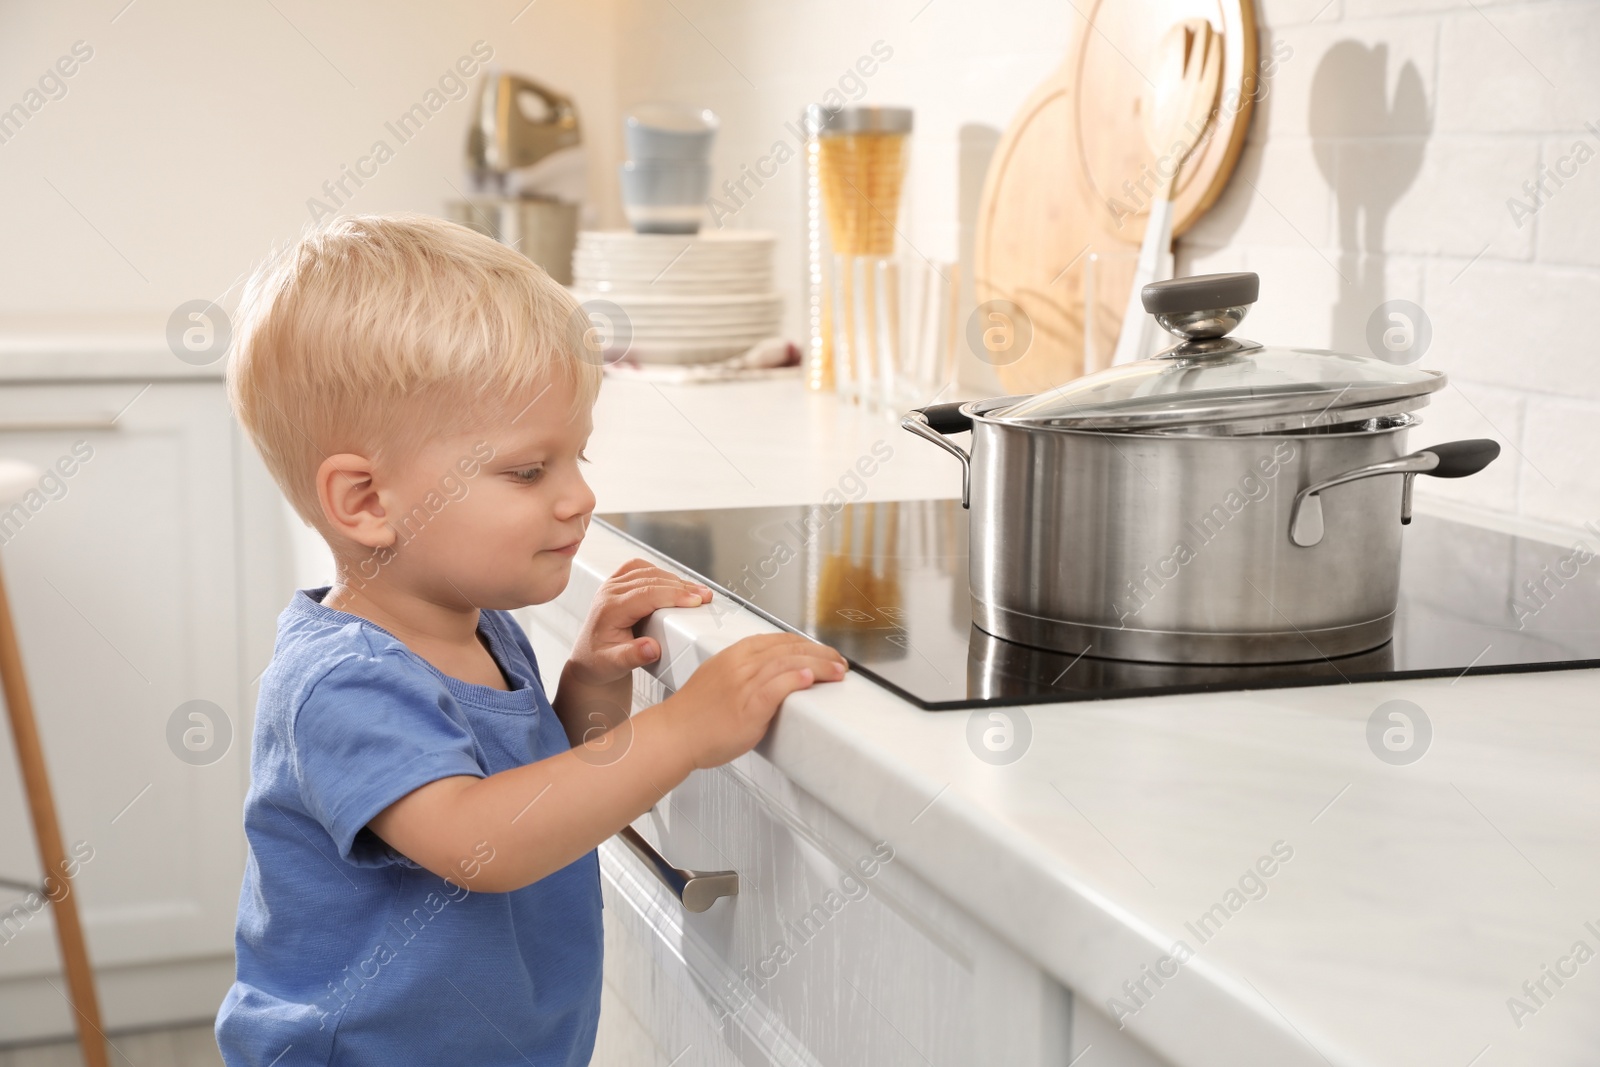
0,315 -> 223,381
538,376 -> 1600,1067
584,371 -> 963,511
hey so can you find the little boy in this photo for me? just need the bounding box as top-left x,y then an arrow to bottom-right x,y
215,214 -> 847,1065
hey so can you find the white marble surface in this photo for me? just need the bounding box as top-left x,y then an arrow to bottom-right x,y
585,372 -> 978,512
533,377 -> 1600,1067
0,316 -> 219,381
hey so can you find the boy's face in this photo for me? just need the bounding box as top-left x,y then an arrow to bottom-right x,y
361,374 -> 596,611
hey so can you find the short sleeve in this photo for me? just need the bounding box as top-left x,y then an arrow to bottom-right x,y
293,652 -> 486,868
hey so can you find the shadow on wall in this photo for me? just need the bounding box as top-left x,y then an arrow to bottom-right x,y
1309,41 -> 1431,355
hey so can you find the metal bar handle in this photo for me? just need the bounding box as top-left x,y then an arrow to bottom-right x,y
1289,440 -> 1500,547
1290,452 -> 1438,547
617,824 -> 738,913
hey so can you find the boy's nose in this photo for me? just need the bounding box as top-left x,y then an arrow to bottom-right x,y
556,467 -> 597,520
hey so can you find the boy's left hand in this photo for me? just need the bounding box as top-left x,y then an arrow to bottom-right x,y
566,558 -> 715,686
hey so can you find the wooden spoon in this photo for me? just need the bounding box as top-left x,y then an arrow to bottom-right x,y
1110,20 -> 1223,366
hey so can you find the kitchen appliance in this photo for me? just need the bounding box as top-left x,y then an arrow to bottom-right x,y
817,105 -> 913,409
597,499 -> 1600,710
975,0 -> 1257,389
449,73 -> 583,284
447,197 -> 580,284
902,272 -> 1500,664
467,73 -> 581,177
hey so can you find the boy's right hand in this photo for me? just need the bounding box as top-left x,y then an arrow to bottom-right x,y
661,633 -> 848,770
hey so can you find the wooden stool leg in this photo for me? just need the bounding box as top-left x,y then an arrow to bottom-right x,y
0,559 -> 109,1067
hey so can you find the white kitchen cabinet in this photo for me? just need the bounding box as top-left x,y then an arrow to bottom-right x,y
0,378 -> 291,1042
519,605 -> 1183,1067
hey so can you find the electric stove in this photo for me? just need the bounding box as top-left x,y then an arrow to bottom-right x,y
596,499 -> 1600,710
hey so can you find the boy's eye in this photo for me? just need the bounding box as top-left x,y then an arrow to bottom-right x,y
508,450 -> 586,482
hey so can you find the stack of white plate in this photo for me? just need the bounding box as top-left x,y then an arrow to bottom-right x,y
571,231 -> 783,364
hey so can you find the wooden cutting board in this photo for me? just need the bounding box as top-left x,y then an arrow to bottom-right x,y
974,0 -> 1257,394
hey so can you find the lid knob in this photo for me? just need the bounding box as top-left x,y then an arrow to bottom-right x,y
1142,271 -> 1259,341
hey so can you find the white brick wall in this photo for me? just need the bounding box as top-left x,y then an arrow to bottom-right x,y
611,0 -> 1600,531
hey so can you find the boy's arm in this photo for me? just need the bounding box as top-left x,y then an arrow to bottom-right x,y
368,559 -> 848,893
368,700 -> 693,893
550,659 -> 632,750
368,632 -> 846,892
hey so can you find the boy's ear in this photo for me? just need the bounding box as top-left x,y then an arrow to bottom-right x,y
316,454 -> 395,549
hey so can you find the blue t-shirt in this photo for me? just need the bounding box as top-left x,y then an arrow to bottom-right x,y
216,588 -> 603,1066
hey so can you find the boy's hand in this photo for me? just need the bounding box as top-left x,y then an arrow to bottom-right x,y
566,558 -> 715,687
659,633 -> 849,770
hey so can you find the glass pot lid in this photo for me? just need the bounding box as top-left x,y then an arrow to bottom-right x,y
990,272 -> 1445,432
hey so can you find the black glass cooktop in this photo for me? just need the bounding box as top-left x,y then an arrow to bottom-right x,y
597,500 -> 1600,710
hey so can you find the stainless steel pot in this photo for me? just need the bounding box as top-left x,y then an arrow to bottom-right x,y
966,625 -> 1397,697
903,272 -> 1499,664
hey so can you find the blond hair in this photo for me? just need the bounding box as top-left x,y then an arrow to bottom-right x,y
227,213 -> 600,527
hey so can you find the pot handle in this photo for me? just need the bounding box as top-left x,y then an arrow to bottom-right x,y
901,404 -> 973,509
917,402 -> 974,435
1289,439 -> 1501,547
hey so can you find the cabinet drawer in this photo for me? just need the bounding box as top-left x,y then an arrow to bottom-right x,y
597,675 -> 971,1065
